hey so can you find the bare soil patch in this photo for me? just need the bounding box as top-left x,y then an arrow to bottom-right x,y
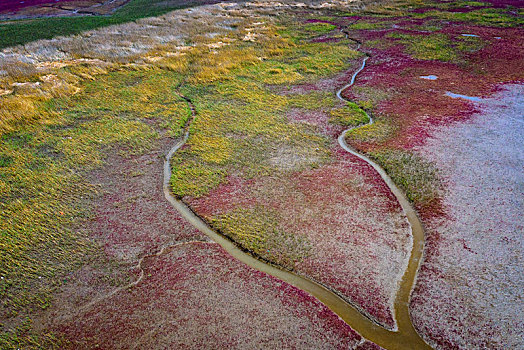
411,84 -> 524,349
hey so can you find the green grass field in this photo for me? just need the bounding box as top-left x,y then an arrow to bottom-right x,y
0,0 -> 220,49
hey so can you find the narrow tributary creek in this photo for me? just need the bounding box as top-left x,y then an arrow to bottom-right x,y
163,33 -> 432,350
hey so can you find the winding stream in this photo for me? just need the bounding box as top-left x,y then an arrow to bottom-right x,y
162,37 -> 432,349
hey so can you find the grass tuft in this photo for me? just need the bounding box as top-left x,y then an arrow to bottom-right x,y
212,206 -> 311,269
304,22 -> 337,33
347,118 -> 396,143
329,102 -> 369,127
369,149 -> 442,207
387,32 -> 457,61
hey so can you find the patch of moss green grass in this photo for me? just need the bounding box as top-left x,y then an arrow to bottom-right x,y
454,34 -> 486,53
384,30 -> 488,62
287,91 -> 337,110
460,1 -> 490,7
0,67 -> 190,347
362,38 -> 391,50
240,40 -> 361,81
278,18 -> 342,45
369,149 -> 442,208
362,0 -> 413,17
212,206 -> 311,270
329,102 -> 370,127
0,0 -> 223,49
347,117 -> 396,143
304,22 -> 337,33
387,32 -> 458,61
351,86 -> 392,110
412,24 -> 442,32
292,42 -> 361,76
279,20 -> 361,75
347,21 -> 390,30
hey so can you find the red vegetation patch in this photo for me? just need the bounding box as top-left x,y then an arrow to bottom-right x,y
55,242 -> 364,349
341,4 -> 523,348
341,22 -> 523,154
189,145 -> 412,329
462,28 -> 524,84
339,19 -> 522,227
187,175 -> 257,218
323,9 -> 524,348
89,138 -> 205,261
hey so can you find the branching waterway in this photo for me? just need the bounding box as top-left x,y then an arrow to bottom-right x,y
163,33 -> 432,350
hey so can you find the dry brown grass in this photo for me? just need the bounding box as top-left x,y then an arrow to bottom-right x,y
0,0 -> 361,136
0,2 -> 262,136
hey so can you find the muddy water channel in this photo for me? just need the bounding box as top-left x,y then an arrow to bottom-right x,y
163,46 -> 431,349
